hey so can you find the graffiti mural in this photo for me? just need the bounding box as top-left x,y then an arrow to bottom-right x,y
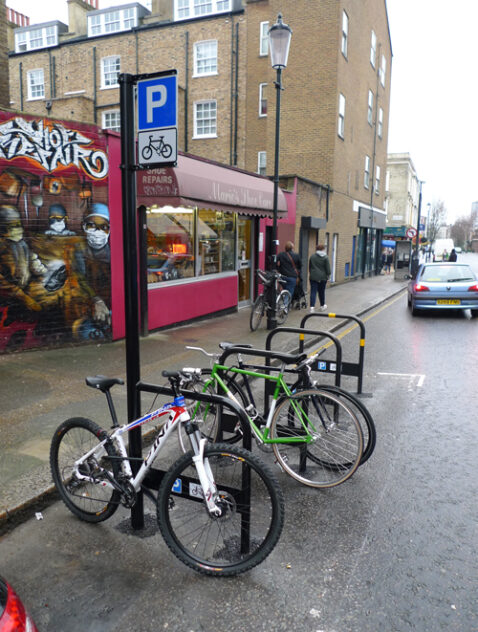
0,113 -> 111,352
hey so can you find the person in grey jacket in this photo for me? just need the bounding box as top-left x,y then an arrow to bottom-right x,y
309,243 -> 331,311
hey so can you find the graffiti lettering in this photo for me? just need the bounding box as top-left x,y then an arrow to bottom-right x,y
0,117 -> 108,179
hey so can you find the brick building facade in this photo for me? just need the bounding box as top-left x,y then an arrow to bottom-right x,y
5,0 -> 392,290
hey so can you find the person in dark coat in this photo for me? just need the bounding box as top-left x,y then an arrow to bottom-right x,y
276,241 -> 301,303
448,248 -> 458,262
309,243 -> 331,311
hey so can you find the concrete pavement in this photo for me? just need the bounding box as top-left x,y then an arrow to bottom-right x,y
0,272 -> 407,529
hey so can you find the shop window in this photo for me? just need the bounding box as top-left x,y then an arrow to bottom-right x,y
145,206 -> 235,284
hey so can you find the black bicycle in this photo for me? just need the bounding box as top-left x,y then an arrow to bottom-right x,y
141,134 -> 173,160
250,270 -> 291,331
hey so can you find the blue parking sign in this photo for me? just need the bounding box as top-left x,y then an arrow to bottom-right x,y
137,74 -> 177,131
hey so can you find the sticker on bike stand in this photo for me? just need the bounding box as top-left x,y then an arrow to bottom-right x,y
189,483 -> 205,499
172,478 -> 182,493
318,361 -> 327,371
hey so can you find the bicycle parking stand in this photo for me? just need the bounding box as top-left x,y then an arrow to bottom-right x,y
299,312 -> 368,395
133,380 -> 254,546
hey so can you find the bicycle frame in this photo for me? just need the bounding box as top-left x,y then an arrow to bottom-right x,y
203,363 -> 316,445
72,396 -> 222,515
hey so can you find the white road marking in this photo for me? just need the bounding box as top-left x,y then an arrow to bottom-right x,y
377,372 -> 426,390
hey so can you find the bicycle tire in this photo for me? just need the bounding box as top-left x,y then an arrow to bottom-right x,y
142,146 -> 153,161
317,384 -> 376,465
250,295 -> 265,331
180,369 -> 248,448
50,417 -> 121,522
156,443 -> 284,576
276,290 -> 291,325
270,389 -> 363,488
161,143 -> 173,159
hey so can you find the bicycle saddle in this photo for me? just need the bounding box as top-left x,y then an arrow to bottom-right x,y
85,375 -> 124,392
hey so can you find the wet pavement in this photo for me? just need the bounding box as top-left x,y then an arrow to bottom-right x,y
0,272 -> 407,528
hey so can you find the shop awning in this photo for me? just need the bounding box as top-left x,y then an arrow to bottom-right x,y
137,153 -> 288,218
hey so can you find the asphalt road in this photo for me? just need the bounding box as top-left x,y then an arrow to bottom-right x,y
2,262 -> 478,631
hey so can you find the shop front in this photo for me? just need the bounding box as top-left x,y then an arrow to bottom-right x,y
130,153 -> 288,335
356,205 -> 387,276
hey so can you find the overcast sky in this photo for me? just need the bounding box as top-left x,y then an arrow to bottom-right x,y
7,0 -> 477,223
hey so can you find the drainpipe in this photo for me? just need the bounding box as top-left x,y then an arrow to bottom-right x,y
184,31 -> 189,152
233,22 -> 239,166
19,63 -> 23,111
229,19 -> 234,164
93,47 -> 97,124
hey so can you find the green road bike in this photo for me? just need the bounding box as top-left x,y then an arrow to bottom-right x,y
179,344 -> 364,488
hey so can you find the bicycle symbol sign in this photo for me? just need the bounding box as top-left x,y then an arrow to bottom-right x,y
138,127 -> 177,165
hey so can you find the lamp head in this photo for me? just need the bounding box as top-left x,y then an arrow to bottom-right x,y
268,13 -> 292,69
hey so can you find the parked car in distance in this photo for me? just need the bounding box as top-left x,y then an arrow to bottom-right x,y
407,262 -> 478,316
0,577 -> 38,632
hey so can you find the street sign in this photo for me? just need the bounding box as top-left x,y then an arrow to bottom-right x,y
406,227 -> 417,239
136,72 -> 177,166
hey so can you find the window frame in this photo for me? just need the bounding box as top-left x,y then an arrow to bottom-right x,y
378,107 -> 383,138
260,21 -> 269,56
375,165 -> 381,195
341,11 -> 349,58
338,93 -> 345,138
259,83 -> 267,117
364,155 -> 370,189
87,7 -> 138,37
380,54 -> 387,87
193,40 -> 218,77
15,25 -> 59,53
174,0 -> 231,21
257,151 -> 266,175
101,55 -> 121,89
370,30 -> 377,67
194,100 -> 217,138
367,89 -> 374,126
102,109 -> 121,132
27,68 -> 45,100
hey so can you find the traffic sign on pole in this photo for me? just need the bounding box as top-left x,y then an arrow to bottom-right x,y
136,71 -> 177,167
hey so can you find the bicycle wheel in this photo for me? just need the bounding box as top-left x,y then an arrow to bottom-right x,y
179,369 -> 248,449
157,443 -> 284,576
141,146 -> 153,160
318,384 -> 376,465
270,389 -> 363,488
161,143 -> 173,158
50,417 -> 121,522
250,295 -> 265,331
276,290 -> 291,325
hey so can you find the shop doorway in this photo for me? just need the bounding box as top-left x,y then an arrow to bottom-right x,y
237,217 -> 254,305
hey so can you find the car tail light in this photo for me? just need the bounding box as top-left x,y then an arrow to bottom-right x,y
0,581 -> 38,632
414,283 -> 429,292
468,284 -> 478,292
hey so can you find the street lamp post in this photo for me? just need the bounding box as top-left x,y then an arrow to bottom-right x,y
266,13 -> 292,330
412,180 -> 424,276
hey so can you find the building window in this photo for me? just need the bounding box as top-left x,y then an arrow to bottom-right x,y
27,69 -> 44,100
102,110 -> 121,132
87,7 -> 138,36
375,166 -> 381,194
175,0 -> 230,20
367,90 -> 374,125
338,93 -> 345,138
101,56 -> 120,88
194,100 -> 217,137
370,30 -> 377,67
258,151 -> 266,175
194,40 -> 218,76
259,83 -> 267,117
146,206 -> 235,283
380,54 -> 387,87
260,21 -> 269,56
15,25 -> 59,52
378,107 -> 383,138
364,155 -> 370,189
341,11 -> 348,58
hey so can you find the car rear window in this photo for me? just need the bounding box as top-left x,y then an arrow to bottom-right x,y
421,265 -> 475,282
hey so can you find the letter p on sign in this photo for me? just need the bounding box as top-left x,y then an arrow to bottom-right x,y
137,74 -> 177,131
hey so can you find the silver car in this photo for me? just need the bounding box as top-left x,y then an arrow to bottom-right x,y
407,262 -> 478,316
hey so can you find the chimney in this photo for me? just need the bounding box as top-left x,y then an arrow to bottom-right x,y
67,0 -> 97,37
145,0 -> 174,23
6,4 -> 30,52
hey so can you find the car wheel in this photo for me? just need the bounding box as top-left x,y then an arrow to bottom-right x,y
411,301 -> 419,316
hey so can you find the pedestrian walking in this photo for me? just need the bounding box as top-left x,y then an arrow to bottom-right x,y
381,247 -> 387,274
448,248 -> 458,262
276,241 -> 301,303
309,243 -> 331,312
385,248 -> 394,274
